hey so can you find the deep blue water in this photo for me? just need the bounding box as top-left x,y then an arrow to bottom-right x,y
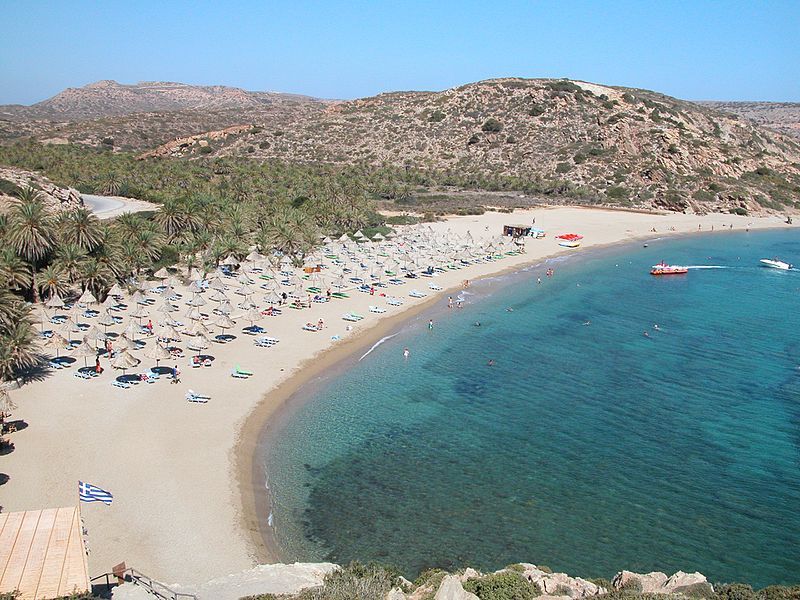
262,230 -> 800,586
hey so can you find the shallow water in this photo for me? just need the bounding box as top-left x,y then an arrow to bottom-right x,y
263,230 -> 800,586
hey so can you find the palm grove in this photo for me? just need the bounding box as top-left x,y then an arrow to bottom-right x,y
0,173 -> 383,382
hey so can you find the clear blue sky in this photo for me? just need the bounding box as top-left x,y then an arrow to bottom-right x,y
1,0 -> 798,105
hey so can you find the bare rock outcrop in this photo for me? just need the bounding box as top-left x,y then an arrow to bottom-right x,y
612,570 -> 712,595
520,564 -> 607,597
434,575 -> 480,600
0,166 -> 83,212
137,124 -> 254,159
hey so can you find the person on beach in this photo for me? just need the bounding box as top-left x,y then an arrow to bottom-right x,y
428,319 -> 434,330
403,348 -> 410,360
172,364 -> 180,384
318,318 -> 324,330
326,288 -> 331,300
448,296 -> 453,309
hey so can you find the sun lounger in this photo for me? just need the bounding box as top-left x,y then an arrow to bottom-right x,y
409,290 -> 428,298
231,370 -> 249,379
186,390 -> 210,403
302,324 -> 320,331
387,297 -> 404,306
242,325 -> 266,335
74,371 -> 92,379
235,365 -> 254,376
49,361 -> 64,370
369,306 -> 387,313
112,380 -> 131,389
428,283 -> 443,291
349,312 -> 365,320
341,314 -> 359,322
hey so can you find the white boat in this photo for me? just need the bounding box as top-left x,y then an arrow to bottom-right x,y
760,259 -> 793,270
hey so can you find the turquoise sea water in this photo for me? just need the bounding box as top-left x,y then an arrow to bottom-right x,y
262,230 -> 800,587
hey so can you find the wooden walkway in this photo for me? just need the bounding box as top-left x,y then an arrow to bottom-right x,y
0,507 -> 90,599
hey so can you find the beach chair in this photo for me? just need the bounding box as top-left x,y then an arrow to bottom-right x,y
186,390 -> 210,403
350,312 -> 365,320
369,305 -> 387,313
112,380 -> 131,389
409,290 -> 428,298
387,297 -> 404,306
341,314 -> 359,322
428,283 -> 443,291
302,324 -> 320,331
49,360 -> 64,370
236,365 -> 254,376
231,370 -> 249,379
74,371 -> 92,380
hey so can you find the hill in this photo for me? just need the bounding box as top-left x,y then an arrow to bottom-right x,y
697,101 -> 800,140
149,78 -> 800,213
0,79 -> 324,121
1,78 -> 799,214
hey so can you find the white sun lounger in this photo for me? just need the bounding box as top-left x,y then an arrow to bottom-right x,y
428,283 -> 443,291
409,290 -> 428,298
369,306 -> 386,313
387,297 -> 404,306
186,390 -> 210,403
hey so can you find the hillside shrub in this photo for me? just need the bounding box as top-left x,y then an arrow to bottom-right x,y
463,571 -> 541,600
729,207 -> 748,216
0,178 -> 23,197
672,583 -> 716,599
482,118 -> 503,133
555,162 -> 572,174
467,134 -> 481,145
198,145 -> 213,154
547,80 -> 582,94
506,136 -> 517,144
528,104 -> 546,117
259,141 -> 271,149
606,186 -> 629,200
716,584 -> 759,600
428,110 -> 446,123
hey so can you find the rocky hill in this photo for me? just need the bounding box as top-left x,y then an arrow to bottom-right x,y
0,166 -> 83,212
155,78 -> 800,214
698,102 -> 800,140
0,80 -> 324,121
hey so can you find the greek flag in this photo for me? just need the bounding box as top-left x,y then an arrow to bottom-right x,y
78,481 -> 113,505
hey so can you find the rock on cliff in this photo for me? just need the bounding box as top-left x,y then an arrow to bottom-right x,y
0,166 -> 83,212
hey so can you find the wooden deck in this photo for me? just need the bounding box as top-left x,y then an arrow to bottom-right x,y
0,507 -> 90,599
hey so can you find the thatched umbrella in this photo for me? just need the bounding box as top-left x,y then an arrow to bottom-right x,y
0,389 -> 17,415
45,293 -> 65,310
154,267 -> 170,279
222,255 -> 238,267
188,280 -> 204,293
186,293 -> 207,307
158,323 -> 183,343
209,290 -> 229,303
213,314 -> 235,334
123,320 -> 142,341
129,305 -> 149,323
187,334 -> 209,355
111,349 -> 140,374
144,341 -> 171,367
209,279 -> 227,292
43,332 -> 69,359
217,300 -> 232,315
130,290 -> 145,305
185,307 -> 204,321
188,320 -> 210,337
72,339 -> 97,368
78,289 -> 98,306
242,307 -> 263,327
107,283 -> 125,297
96,311 -> 116,333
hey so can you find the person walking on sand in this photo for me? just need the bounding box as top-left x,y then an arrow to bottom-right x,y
448,296 -> 453,309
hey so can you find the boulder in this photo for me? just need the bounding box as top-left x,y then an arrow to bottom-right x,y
434,575 -> 480,600
520,564 -> 605,597
386,587 -> 407,600
612,570 -> 711,595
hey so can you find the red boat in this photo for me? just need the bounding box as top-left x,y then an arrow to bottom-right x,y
650,261 -> 688,275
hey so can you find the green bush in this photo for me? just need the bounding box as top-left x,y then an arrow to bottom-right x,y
467,134 -> 481,145
528,104 -> 546,117
729,207 -> 748,216
506,136 -> 517,144
293,561 -> 400,600
259,141 -> 271,149
198,145 -> 213,154
428,110 -> 446,123
556,162 -> 572,174
385,215 -> 420,225
0,178 -> 23,197
547,80 -> 582,94
716,583 -> 758,600
619,577 -> 643,594
672,582 -> 716,599
463,571 -> 541,600
482,118 -> 503,133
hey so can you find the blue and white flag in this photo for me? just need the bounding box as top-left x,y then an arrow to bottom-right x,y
78,481 -> 113,505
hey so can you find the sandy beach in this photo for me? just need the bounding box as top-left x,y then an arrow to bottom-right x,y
1,207 -> 792,585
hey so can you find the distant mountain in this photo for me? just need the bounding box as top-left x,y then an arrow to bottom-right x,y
0,80 -> 324,121
151,78 -> 800,213
1,78 -> 799,214
696,101 -> 800,140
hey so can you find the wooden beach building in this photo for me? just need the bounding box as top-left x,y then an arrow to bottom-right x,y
503,224 -> 532,238
0,506 -> 90,599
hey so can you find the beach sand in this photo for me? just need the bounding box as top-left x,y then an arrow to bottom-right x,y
1,207 -> 791,584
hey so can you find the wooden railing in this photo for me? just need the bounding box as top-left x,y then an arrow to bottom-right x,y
90,567 -> 198,600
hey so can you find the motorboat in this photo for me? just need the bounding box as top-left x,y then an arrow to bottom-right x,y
760,259 -> 793,270
650,261 -> 688,275
558,240 -> 581,248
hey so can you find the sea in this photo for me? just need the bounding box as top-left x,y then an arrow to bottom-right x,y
261,229 -> 800,587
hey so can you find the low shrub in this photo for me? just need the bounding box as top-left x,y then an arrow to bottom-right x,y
482,118 -> 503,133
463,571 -> 541,600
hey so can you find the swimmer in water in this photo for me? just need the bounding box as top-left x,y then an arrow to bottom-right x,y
403,348 -> 410,360
487,359 -> 495,367
653,324 -> 660,331
643,331 -> 650,338
474,321 -> 481,327
506,307 -> 514,312
583,321 -> 591,326
428,319 -> 434,330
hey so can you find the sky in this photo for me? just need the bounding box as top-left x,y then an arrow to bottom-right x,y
1,0 -> 798,105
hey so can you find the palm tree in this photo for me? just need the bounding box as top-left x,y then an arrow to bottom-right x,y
0,315 -> 40,381
78,257 -> 113,298
7,193 -> 54,302
0,250 -> 32,292
113,212 -> 147,238
58,208 -> 103,251
37,264 -> 70,300
53,243 -> 88,283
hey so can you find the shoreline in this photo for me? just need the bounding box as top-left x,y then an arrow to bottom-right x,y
3,207 -> 793,584
235,221 -> 792,566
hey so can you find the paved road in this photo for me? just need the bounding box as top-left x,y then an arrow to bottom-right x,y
81,194 -> 125,216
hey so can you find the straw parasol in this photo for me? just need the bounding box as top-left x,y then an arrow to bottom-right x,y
129,305 -> 149,322
216,300 -> 232,315
45,293 -> 65,310
144,342 -> 171,367
0,389 -> 17,415
78,289 -> 98,306
108,283 -> 125,297
153,267 -> 170,279
213,314 -> 235,333
43,332 -> 69,358
242,307 -> 263,327
159,323 -> 183,342
186,294 -> 207,307
187,334 -> 209,354
187,320 -> 210,337
96,311 -> 116,333
72,339 -> 97,368
111,349 -> 140,373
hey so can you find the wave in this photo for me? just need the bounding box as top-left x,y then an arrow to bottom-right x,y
359,333 -> 399,361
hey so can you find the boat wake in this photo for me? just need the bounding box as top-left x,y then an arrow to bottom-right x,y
359,333 -> 399,361
685,265 -> 727,269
